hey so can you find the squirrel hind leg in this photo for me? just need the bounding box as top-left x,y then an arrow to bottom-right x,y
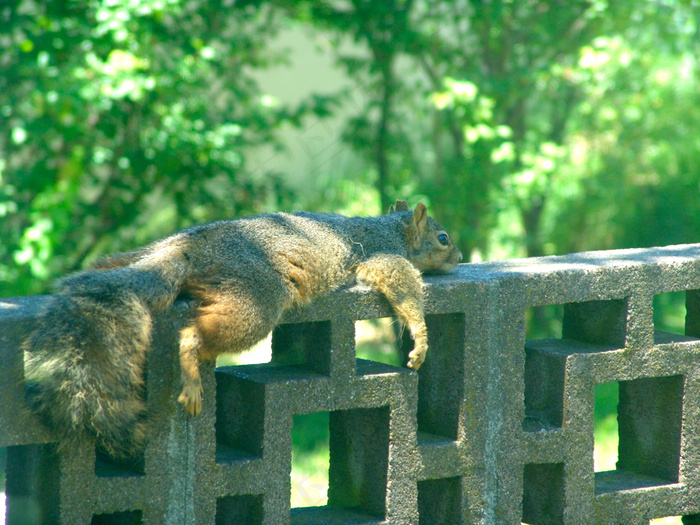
178,324 -> 204,417
177,290 -> 285,416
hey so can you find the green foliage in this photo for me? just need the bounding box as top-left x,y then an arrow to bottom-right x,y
0,0 -> 301,295
284,1 -> 700,263
426,78 -> 515,256
4,0 -> 700,298
594,381 -> 620,473
550,22 -> 700,253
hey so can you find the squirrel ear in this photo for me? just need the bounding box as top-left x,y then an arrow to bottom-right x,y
392,200 -> 409,213
413,202 -> 428,233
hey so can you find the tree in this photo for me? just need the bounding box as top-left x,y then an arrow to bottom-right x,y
5,0 -> 700,295
284,0 -> 417,213
548,5 -> 700,253
291,1 -> 700,263
0,0 -> 300,296
285,1 -> 615,259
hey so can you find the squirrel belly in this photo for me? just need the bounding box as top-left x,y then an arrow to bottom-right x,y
23,200 -> 462,456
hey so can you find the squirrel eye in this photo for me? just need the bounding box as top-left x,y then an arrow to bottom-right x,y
437,233 -> 449,246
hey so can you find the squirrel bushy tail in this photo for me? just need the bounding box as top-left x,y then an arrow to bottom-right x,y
24,265 -> 182,458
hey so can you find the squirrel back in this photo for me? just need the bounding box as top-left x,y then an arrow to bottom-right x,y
23,200 -> 461,457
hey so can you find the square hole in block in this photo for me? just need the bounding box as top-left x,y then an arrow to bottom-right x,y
216,334 -> 272,366
215,370 -> 265,463
292,406 -> 389,524
595,375 -> 683,494
216,494 -> 263,525
526,299 -> 628,347
95,446 -> 145,477
594,382 -> 619,472
1,447 -> 4,517
91,510 -> 143,525
654,290 -> 686,336
5,444 -> 59,524
418,477 -> 464,524
522,462 -> 565,525
291,506 -> 383,524
355,318 -> 401,367
523,344 -> 566,432
523,299 -> 627,432
526,305 -> 565,340
654,289 -> 700,343
292,412 -> 330,508
328,406 -> 389,518
401,313 -> 464,441
686,290 -> 700,338
271,321 -> 333,374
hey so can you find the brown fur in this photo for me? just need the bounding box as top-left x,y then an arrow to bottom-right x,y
23,201 -> 461,455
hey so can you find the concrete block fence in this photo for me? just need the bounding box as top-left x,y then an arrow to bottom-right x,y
3,244 -> 700,524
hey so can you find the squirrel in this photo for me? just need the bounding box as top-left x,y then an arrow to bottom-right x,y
23,200 -> 462,458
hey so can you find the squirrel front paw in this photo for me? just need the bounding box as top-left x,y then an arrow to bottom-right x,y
407,343 -> 427,370
178,380 -> 204,416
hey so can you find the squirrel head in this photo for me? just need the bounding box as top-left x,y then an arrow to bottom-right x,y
392,200 -> 463,274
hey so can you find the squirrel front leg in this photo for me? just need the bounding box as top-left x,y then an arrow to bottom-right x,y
355,254 -> 429,369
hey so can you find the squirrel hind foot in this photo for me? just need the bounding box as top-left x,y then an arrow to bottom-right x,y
178,382 -> 203,417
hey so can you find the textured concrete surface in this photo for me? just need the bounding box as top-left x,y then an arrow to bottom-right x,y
3,244 -> 700,523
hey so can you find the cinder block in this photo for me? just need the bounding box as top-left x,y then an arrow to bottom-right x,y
4,245 -> 700,524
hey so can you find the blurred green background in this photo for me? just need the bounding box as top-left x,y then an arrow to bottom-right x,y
2,1 -> 699,518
